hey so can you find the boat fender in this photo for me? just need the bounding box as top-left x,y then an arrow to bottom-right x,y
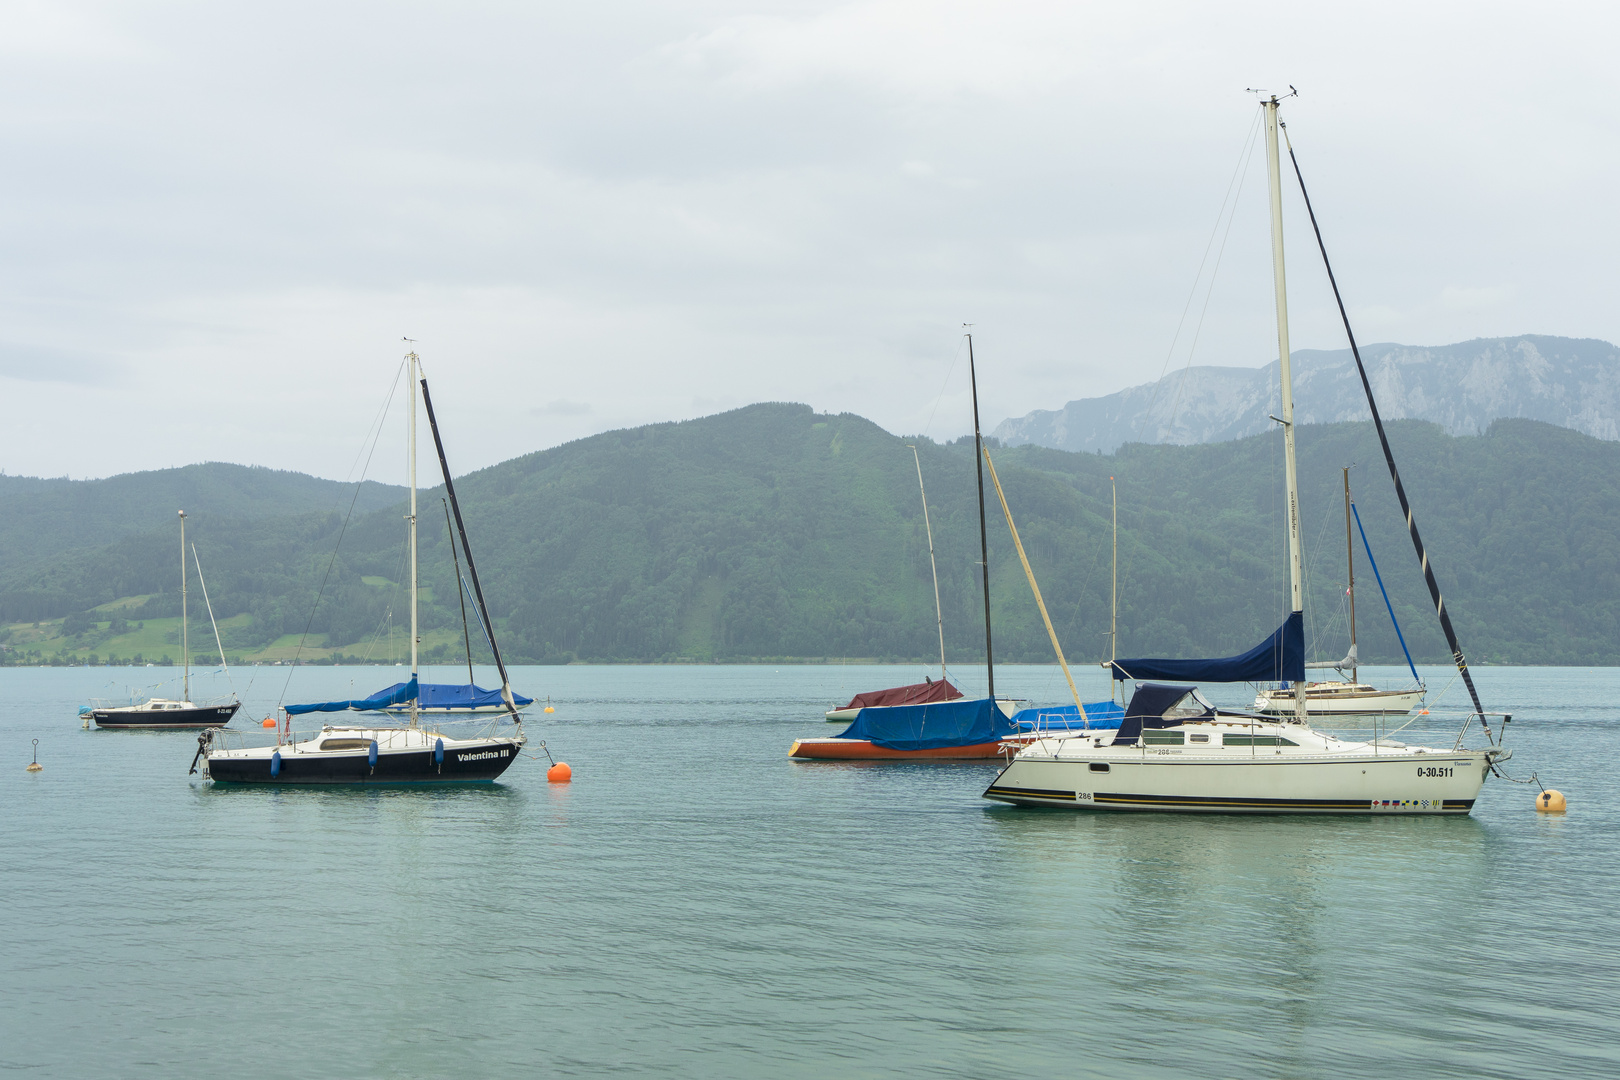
271,750 -> 281,777
1537,789 -> 1566,814
434,738 -> 444,768
368,740 -> 379,768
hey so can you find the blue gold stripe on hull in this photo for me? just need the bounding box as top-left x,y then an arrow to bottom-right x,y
983,786 -> 1477,814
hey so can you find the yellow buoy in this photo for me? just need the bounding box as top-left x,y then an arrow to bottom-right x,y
26,738 -> 42,772
544,696 -> 555,713
1536,789 -> 1566,814
547,761 -> 572,783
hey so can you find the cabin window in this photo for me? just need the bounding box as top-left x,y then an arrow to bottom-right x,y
1143,730 -> 1185,746
1222,734 -> 1299,747
1089,762 -> 1110,773
319,739 -> 375,751
1189,732 -> 1210,744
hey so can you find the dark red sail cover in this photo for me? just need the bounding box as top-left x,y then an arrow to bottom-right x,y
838,679 -> 963,711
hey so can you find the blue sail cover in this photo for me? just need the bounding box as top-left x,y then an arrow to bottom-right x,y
1012,701 -> 1125,731
383,682 -> 533,710
835,697 -> 1018,751
285,677 -> 420,716
1108,611 -> 1305,683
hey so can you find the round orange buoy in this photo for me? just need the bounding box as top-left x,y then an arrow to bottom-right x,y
1536,789 -> 1566,814
261,717 -> 277,728
544,706 -> 555,713
547,761 -> 572,783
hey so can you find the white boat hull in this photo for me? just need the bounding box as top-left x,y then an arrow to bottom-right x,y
986,732 -> 1500,814
1253,683 -> 1425,717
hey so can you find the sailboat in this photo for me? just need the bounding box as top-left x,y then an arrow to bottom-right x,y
822,446 -> 965,722
984,94 -> 1511,813
1253,467 -> 1426,716
89,510 -> 242,730
791,336 -> 1019,760
194,350 -> 527,783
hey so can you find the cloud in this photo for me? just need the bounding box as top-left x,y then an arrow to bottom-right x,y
0,1 -> 1616,482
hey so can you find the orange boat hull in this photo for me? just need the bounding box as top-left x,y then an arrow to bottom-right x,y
788,738 -> 1008,760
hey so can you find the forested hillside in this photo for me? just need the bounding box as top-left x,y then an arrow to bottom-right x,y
2,405 -> 1615,665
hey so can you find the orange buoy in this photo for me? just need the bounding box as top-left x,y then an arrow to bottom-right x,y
546,761 -> 572,783
544,696 -> 555,713
261,717 -> 277,728
1536,789 -> 1566,813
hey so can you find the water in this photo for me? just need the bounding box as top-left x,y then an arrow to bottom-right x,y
4,663 -> 1616,1078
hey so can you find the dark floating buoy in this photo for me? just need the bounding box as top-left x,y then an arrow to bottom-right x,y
1537,789 -> 1567,814
26,738 -> 42,773
434,738 -> 444,764
270,750 -> 282,777
368,740 -> 379,768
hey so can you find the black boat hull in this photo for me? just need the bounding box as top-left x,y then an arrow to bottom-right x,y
96,703 -> 241,729
207,739 -> 523,784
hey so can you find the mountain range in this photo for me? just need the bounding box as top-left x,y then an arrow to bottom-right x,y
3,404 -> 1616,668
993,335 -> 1620,454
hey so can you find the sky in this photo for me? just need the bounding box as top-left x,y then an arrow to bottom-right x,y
2,0 -> 1617,484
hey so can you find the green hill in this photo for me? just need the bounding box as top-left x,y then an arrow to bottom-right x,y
2,405 -> 1615,666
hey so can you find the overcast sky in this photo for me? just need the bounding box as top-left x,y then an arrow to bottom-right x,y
3,1 -> 1616,484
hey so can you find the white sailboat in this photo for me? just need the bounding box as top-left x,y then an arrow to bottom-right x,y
195,349 -> 529,783
1254,468 -> 1426,716
985,95 -> 1510,814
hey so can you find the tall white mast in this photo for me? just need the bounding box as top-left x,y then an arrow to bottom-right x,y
909,445 -> 947,681
407,349 -> 420,725
179,509 -> 189,701
1264,95 -> 1307,724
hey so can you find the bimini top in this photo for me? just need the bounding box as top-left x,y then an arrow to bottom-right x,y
1108,611 -> 1304,684
837,678 -> 962,711
835,697 -> 1017,752
1111,683 -> 1216,746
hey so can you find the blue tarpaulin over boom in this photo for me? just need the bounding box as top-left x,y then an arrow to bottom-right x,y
1011,701 -> 1125,731
379,682 -> 533,710
285,677 -> 420,716
1107,611 -> 1305,684
835,697 -> 1018,751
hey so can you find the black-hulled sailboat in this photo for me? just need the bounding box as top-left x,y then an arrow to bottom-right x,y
90,510 -> 242,729
195,349 -> 527,783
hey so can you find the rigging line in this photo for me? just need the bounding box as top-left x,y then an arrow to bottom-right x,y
277,364 -> 405,707
1164,117 -> 1264,432
1282,127 -> 1490,738
340,358 -> 409,488
922,333 -> 970,442
1139,108 -> 1264,441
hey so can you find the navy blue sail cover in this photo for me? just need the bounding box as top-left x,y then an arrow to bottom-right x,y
835,697 -> 1018,751
1011,701 -> 1125,731
1108,611 -> 1305,683
285,677 -> 420,716
378,682 -> 533,710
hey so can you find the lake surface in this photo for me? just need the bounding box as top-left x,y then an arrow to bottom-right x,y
4,662 -> 1616,1079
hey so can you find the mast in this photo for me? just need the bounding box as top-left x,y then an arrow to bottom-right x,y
968,333 -> 995,701
909,445 -> 947,681
420,374 -> 521,723
1111,476 -> 1118,666
179,509 -> 189,701
1344,467 -> 1357,684
407,349 -> 420,726
1264,95 -> 1308,724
